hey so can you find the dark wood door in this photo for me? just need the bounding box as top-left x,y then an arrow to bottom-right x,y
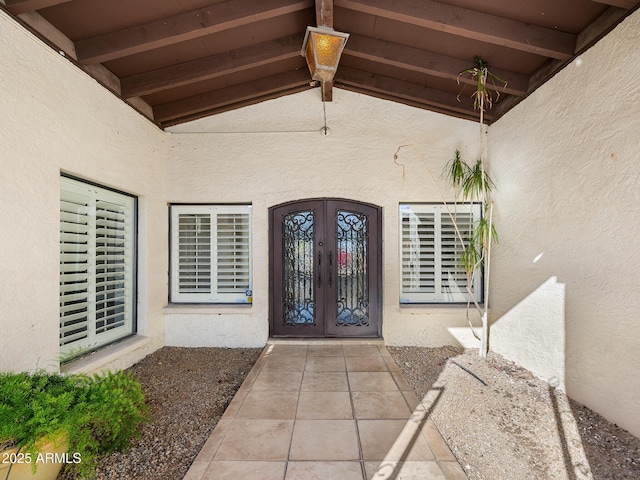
270,199 -> 381,337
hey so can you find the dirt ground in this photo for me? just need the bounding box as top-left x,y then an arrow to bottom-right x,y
389,346 -> 640,480
61,346 -> 639,479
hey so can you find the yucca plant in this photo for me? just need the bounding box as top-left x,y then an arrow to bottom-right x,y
448,55 -> 504,356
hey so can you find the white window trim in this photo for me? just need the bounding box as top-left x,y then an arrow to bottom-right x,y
60,176 -> 136,358
170,204 -> 252,304
399,203 -> 483,304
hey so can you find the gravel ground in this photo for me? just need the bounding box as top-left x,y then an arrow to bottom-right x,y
59,347 -> 262,480
389,346 -> 640,480
60,345 -> 639,480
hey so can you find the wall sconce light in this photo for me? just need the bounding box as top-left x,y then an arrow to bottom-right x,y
301,26 -> 350,82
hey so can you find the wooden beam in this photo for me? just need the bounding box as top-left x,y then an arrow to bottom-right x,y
154,69 -> 311,123
316,0 -> 333,27
345,35 -> 528,96
17,10 -> 76,59
122,34 -> 303,98
336,66 -> 490,120
493,5 -> 633,120
4,0 -> 72,15
315,0 -> 334,101
591,0 -> 638,9
335,0 -> 576,60
75,0 -> 313,64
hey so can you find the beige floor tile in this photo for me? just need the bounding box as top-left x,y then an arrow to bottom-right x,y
301,371 -> 349,391
352,391 -> 412,419
297,391 -> 353,419
346,355 -> 388,372
343,345 -> 382,356
251,369 -> 303,391
358,420 -> 435,461
391,370 -> 413,390
236,390 -> 299,419
305,355 -> 346,371
289,420 -> 360,461
285,461 -> 364,480
421,419 -> 457,461
402,390 -> 421,411
195,418 -> 233,461
203,461 -> 285,480
380,353 -> 402,372
349,372 -> 399,391
440,460 -> 469,480
370,461 -> 447,479
262,355 -> 307,371
183,460 -> 208,480
364,462 -> 380,480
267,344 -> 309,357
308,344 -> 345,356
214,419 -> 293,461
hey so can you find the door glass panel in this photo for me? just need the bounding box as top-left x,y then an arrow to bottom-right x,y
336,210 -> 369,326
283,211 -> 315,325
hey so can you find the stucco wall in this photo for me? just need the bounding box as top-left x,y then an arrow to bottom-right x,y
489,10 -> 640,437
166,89 -> 483,348
0,11 -> 167,373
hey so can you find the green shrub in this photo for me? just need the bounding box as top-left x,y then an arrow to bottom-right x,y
0,370 -> 149,478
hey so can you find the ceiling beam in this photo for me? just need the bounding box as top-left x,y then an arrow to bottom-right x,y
345,35 -> 528,96
336,66 -> 490,120
315,0 -> 334,101
590,0 -> 638,8
316,0 -> 334,27
493,5 -> 633,120
4,0 -> 72,15
75,0 -> 313,64
154,69 -> 311,123
122,34 -> 303,98
335,0 -> 576,60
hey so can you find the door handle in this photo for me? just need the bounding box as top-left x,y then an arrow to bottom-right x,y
318,251 -> 322,287
328,251 -> 333,288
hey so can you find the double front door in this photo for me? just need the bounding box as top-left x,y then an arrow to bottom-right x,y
270,199 -> 381,337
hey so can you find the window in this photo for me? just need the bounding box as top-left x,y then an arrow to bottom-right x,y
400,203 -> 482,304
170,205 -> 252,304
59,176 -> 136,357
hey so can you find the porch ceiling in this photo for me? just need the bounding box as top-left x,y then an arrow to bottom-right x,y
3,0 -> 638,128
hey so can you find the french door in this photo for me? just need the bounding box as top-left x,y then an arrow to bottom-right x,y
270,199 -> 381,337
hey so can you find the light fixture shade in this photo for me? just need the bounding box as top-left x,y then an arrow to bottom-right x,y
301,26 -> 349,82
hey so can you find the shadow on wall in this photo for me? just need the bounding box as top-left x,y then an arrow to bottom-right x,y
483,276 -> 565,390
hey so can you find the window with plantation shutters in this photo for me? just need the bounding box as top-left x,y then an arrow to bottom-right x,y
170,205 -> 252,304
60,177 -> 136,358
400,203 -> 482,304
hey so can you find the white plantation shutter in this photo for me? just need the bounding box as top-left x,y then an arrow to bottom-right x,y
400,204 -> 482,303
60,177 -> 135,357
171,205 -> 252,303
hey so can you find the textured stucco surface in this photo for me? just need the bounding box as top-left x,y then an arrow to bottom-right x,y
489,9 -> 640,437
166,89 -> 482,348
0,11 -> 167,373
2,2 -> 639,440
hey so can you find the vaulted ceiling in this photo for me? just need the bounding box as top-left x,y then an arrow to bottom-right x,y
3,0 -> 638,128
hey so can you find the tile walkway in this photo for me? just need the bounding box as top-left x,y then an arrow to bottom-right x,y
184,340 -> 468,480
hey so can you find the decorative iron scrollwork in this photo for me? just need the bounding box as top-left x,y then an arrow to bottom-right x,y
282,211 -> 316,326
335,211 -> 369,327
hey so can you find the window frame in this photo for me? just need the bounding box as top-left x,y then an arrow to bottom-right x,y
399,202 -> 483,305
169,204 -> 253,305
59,175 -> 137,358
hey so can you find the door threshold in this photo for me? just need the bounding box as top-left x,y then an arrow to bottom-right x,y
267,338 -> 385,346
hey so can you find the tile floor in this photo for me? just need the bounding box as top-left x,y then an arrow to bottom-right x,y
184,341 -> 468,480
